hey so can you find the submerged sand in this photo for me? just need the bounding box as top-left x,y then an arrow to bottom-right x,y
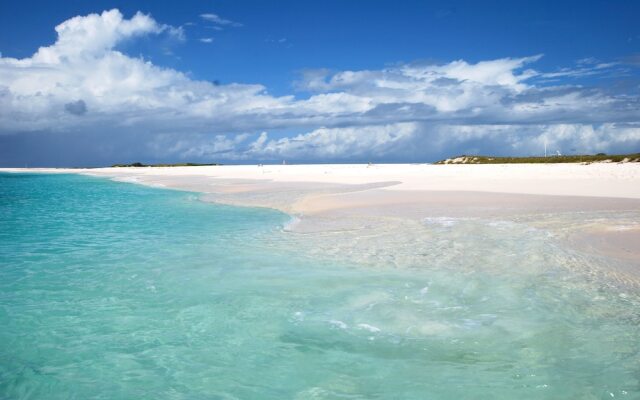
3,163 -> 640,280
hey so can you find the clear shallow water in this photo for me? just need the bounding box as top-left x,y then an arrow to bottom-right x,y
1,173 -> 639,399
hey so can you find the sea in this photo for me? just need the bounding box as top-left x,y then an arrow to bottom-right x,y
1,172 -> 639,399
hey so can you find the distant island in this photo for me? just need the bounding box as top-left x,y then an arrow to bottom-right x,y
111,162 -> 221,168
435,153 -> 640,164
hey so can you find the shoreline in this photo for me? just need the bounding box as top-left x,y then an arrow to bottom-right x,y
2,164 -> 640,280
4,162 -> 640,198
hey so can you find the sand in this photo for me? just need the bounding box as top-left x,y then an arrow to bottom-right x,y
3,163 -> 640,278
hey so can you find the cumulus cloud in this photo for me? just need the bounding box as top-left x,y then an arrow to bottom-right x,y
153,122 -> 640,163
0,9 -> 638,165
0,9 -> 285,134
249,123 -> 418,160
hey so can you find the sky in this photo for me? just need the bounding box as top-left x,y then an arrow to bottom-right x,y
0,0 -> 639,166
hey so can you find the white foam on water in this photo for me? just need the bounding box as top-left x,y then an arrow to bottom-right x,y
112,176 -> 140,184
328,320 -> 348,329
486,220 -> 518,229
608,224 -> 638,231
423,217 -> 466,227
407,321 -> 451,336
282,215 -> 302,232
348,291 -> 392,309
357,323 -> 381,333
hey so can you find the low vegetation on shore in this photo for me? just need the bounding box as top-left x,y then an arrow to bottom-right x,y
111,162 -> 221,168
435,153 -> 640,164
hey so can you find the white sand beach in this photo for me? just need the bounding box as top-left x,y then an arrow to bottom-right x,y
4,163 -> 640,280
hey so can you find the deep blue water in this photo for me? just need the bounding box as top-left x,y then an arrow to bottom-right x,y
1,173 -> 639,399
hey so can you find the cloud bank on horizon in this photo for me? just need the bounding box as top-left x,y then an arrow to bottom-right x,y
0,9 -> 639,165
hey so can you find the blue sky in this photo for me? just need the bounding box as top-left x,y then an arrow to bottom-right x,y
0,0 -> 639,166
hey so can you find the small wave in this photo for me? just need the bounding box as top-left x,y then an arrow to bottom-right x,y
608,224 -> 638,231
112,176 -> 140,184
112,176 -> 166,188
486,220 -> 517,229
292,311 -> 305,322
357,323 -> 381,333
328,320 -> 348,329
282,215 -> 302,232
423,217 -> 468,227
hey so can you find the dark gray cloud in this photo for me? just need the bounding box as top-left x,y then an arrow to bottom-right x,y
64,100 -> 87,116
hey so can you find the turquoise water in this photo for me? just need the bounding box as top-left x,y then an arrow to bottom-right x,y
1,173 -> 639,399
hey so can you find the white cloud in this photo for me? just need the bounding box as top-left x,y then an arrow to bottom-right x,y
30,9 -> 182,63
200,13 -> 243,28
148,123 -> 418,161
0,9 -> 638,163
0,9 -> 288,133
248,123 -> 418,160
160,123 -> 640,162
199,38 -> 214,43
